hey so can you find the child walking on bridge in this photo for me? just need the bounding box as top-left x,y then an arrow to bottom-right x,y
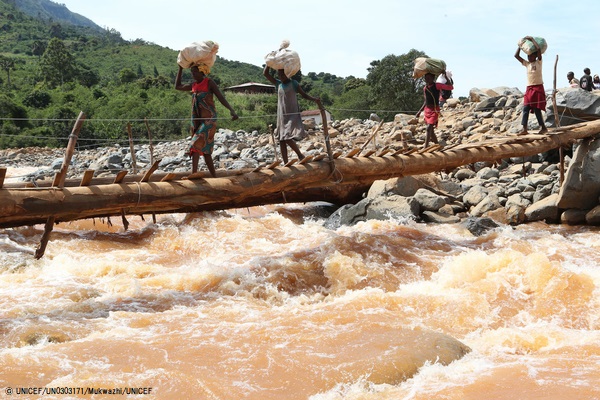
514,37 -> 548,135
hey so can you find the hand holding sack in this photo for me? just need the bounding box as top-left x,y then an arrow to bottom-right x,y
265,40 -> 301,79
518,36 -> 548,55
177,40 -> 219,69
413,57 -> 447,79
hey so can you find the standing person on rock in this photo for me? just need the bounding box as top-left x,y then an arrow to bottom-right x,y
263,65 -> 321,164
416,71 -> 454,148
175,63 -> 238,176
514,37 -> 548,135
580,68 -> 594,91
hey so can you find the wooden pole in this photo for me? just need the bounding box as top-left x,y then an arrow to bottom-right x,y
269,123 -> 279,161
360,120 -> 385,152
6,119 -> 600,231
318,107 -> 335,173
35,111 -> 85,259
127,123 -> 138,174
144,118 -> 154,165
552,54 -> 565,184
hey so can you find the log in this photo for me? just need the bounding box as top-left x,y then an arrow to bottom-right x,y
2,119 -> 600,229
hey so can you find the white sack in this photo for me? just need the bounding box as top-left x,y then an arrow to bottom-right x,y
265,40 -> 301,79
177,40 -> 219,69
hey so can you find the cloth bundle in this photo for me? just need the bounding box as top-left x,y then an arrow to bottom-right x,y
413,57 -> 447,79
177,40 -> 219,69
518,36 -> 548,55
265,40 -> 301,79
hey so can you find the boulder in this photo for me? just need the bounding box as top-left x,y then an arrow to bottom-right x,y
586,206 -> 600,225
471,194 -> 503,217
557,137 -> 600,210
461,217 -> 500,236
413,188 -> 445,211
525,193 -> 560,222
463,185 -> 488,207
367,177 -> 421,199
561,209 -> 589,225
366,195 -> 420,221
547,87 -> 600,126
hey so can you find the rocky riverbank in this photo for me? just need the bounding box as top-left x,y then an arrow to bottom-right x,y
2,86 -> 600,229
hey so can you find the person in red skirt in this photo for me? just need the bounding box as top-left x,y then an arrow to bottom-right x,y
514,37 -> 548,135
416,71 -> 454,148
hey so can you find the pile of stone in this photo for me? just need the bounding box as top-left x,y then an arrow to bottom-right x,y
2,85 -> 600,228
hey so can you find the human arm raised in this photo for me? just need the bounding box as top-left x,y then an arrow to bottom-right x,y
174,66 -> 193,92
263,65 -> 278,86
523,36 -> 542,60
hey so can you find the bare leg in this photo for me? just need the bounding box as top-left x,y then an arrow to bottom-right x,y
424,125 -> 437,147
203,154 -> 216,177
280,142 -> 289,164
286,140 -> 305,160
191,153 -> 199,173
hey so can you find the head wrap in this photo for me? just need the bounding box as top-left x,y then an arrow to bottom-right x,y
195,63 -> 211,76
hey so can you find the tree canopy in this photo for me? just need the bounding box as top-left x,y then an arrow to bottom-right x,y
0,0 -> 433,149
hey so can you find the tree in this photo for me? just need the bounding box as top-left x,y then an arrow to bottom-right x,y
0,55 -> 16,87
32,40 -> 46,60
333,85 -> 373,121
119,68 -> 137,84
40,38 -> 76,87
367,49 -> 427,114
49,23 -> 65,39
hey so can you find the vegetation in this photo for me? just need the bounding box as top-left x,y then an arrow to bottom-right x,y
0,0 -> 428,149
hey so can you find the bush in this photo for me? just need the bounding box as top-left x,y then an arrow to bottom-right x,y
23,89 -> 52,108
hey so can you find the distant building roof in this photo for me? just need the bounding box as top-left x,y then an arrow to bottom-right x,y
224,82 -> 275,94
301,110 -> 322,117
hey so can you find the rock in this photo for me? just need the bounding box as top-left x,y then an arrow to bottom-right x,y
476,167 -> 499,180
324,202 -> 368,229
413,188 -> 445,211
454,168 -> 476,181
366,195 -> 420,221
561,209 -> 589,225
461,217 -> 500,236
557,137 -> 600,210
525,193 -> 560,223
463,185 -> 488,207
367,177 -> 421,199
547,87 -> 600,126
505,194 -> 529,225
586,206 -> 600,225
471,194 -> 503,217
421,211 -> 460,224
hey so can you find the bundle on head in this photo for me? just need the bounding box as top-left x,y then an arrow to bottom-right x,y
265,39 -> 301,79
177,40 -> 220,69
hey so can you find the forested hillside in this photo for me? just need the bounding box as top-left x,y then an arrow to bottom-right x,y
0,0 -> 427,149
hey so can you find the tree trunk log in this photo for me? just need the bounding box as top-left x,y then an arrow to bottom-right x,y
1,120 -> 600,229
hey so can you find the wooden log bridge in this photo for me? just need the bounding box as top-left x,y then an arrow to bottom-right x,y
1,119 -> 600,233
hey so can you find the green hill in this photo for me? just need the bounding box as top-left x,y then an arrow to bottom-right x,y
0,0 -> 421,150
8,0 -> 101,30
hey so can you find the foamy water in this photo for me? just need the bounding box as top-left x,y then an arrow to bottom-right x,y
0,205 -> 599,399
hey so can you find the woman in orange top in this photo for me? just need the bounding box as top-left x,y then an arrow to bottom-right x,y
175,64 -> 238,176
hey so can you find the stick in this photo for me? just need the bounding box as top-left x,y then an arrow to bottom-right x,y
552,54 -> 564,184
360,120 -> 385,152
36,111 -> 85,259
269,124 -> 279,162
144,118 -> 154,165
127,123 -> 138,174
318,107 -> 335,173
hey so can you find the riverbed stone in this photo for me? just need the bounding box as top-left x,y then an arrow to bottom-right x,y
525,193 -> 560,223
